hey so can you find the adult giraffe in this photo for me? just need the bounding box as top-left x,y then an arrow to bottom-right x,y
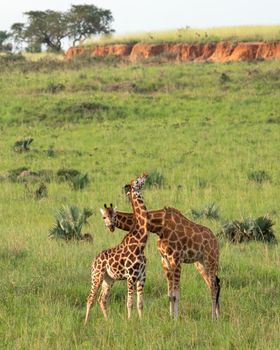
101,201 -> 220,320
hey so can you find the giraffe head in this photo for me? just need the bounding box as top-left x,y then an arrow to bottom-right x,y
100,203 -> 117,232
125,173 -> 148,197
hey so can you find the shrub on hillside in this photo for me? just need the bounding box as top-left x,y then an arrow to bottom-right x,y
2,167 -> 29,182
24,182 -> 48,200
6,168 -> 54,183
219,215 -> 276,243
0,53 -> 26,64
69,173 -> 90,190
49,205 -> 93,241
219,72 -> 230,84
145,170 -> 164,188
35,183 -> 48,199
45,82 -> 65,94
248,170 -> 271,183
13,137 -> 33,152
191,203 -> 220,220
56,168 -> 81,181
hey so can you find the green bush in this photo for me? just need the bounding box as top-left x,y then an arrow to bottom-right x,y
13,137 -> 33,152
0,53 -> 26,64
191,203 -> 220,220
219,72 -> 230,84
145,170 -> 164,188
35,183 -> 48,199
56,168 -> 81,181
219,215 -> 276,243
24,182 -> 48,200
69,173 -> 90,190
49,206 -> 93,241
45,82 -> 65,94
248,170 -> 271,183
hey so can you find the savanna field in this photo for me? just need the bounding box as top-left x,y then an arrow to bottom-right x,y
0,54 -> 280,349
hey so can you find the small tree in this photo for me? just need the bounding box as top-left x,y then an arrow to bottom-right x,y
10,5 -> 114,52
0,30 -> 12,52
67,4 -> 114,47
24,10 -> 68,52
10,23 -> 25,51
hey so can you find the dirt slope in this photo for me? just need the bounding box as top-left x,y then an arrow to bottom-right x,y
65,42 -> 280,62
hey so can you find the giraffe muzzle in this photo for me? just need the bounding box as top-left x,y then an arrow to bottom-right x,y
109,225 -> 115,232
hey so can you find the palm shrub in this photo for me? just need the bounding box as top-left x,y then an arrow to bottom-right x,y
69,173 -> 90,190
13,137 -> 33,152
191,203 -> 220,220
220,215 -> 276,243
49,206 -> 94,241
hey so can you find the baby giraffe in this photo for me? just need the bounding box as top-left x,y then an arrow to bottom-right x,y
84,174 -> 148,324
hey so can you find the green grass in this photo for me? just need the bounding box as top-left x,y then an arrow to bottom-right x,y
85,25 -> 280,45
0,56 -> 280,349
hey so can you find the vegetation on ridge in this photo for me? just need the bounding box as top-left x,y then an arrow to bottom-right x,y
85,25 -> 280,45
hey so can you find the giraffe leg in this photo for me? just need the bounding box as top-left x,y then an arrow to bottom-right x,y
172,264 -> 181,319
161,257 -> 174,316
98,273 -> 114,320
127,278 -> 135,320
214,275 -> 221,319
84,272 -> 104,325
136,278 -> 145,319
209,274 -> 220,320
194,262 -> 211,289
196,260 -> 220,320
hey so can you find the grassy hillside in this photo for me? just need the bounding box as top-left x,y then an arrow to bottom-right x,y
0,56 -> 280,349
85,25 -> 280,45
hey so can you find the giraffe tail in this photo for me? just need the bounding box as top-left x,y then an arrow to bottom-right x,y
215,275 -> 221,318
215,276 -> 220,305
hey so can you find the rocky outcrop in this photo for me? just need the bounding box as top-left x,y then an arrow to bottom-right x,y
65,42 -> 280,62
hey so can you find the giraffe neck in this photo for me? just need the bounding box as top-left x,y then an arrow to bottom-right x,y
129,190 -> 148,245
115,210 -> 165,234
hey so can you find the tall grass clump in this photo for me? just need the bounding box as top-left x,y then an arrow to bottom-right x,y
191,203 -> 220,220
220,215 -> 276,243
56,168 -> 80,180
49,206 -> 93,241
24,182 -> 48,200
145,170 -> 164,188
248,170 -> 271,183
13,137 -> 33,152
69,173 -> 90,190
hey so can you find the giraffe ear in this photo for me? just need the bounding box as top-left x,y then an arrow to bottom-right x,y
100,208 -> 105,216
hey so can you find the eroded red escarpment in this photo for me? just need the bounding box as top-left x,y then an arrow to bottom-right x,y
65,42 -> 280,62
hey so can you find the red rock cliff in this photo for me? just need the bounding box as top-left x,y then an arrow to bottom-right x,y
65,42 -> 280,62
